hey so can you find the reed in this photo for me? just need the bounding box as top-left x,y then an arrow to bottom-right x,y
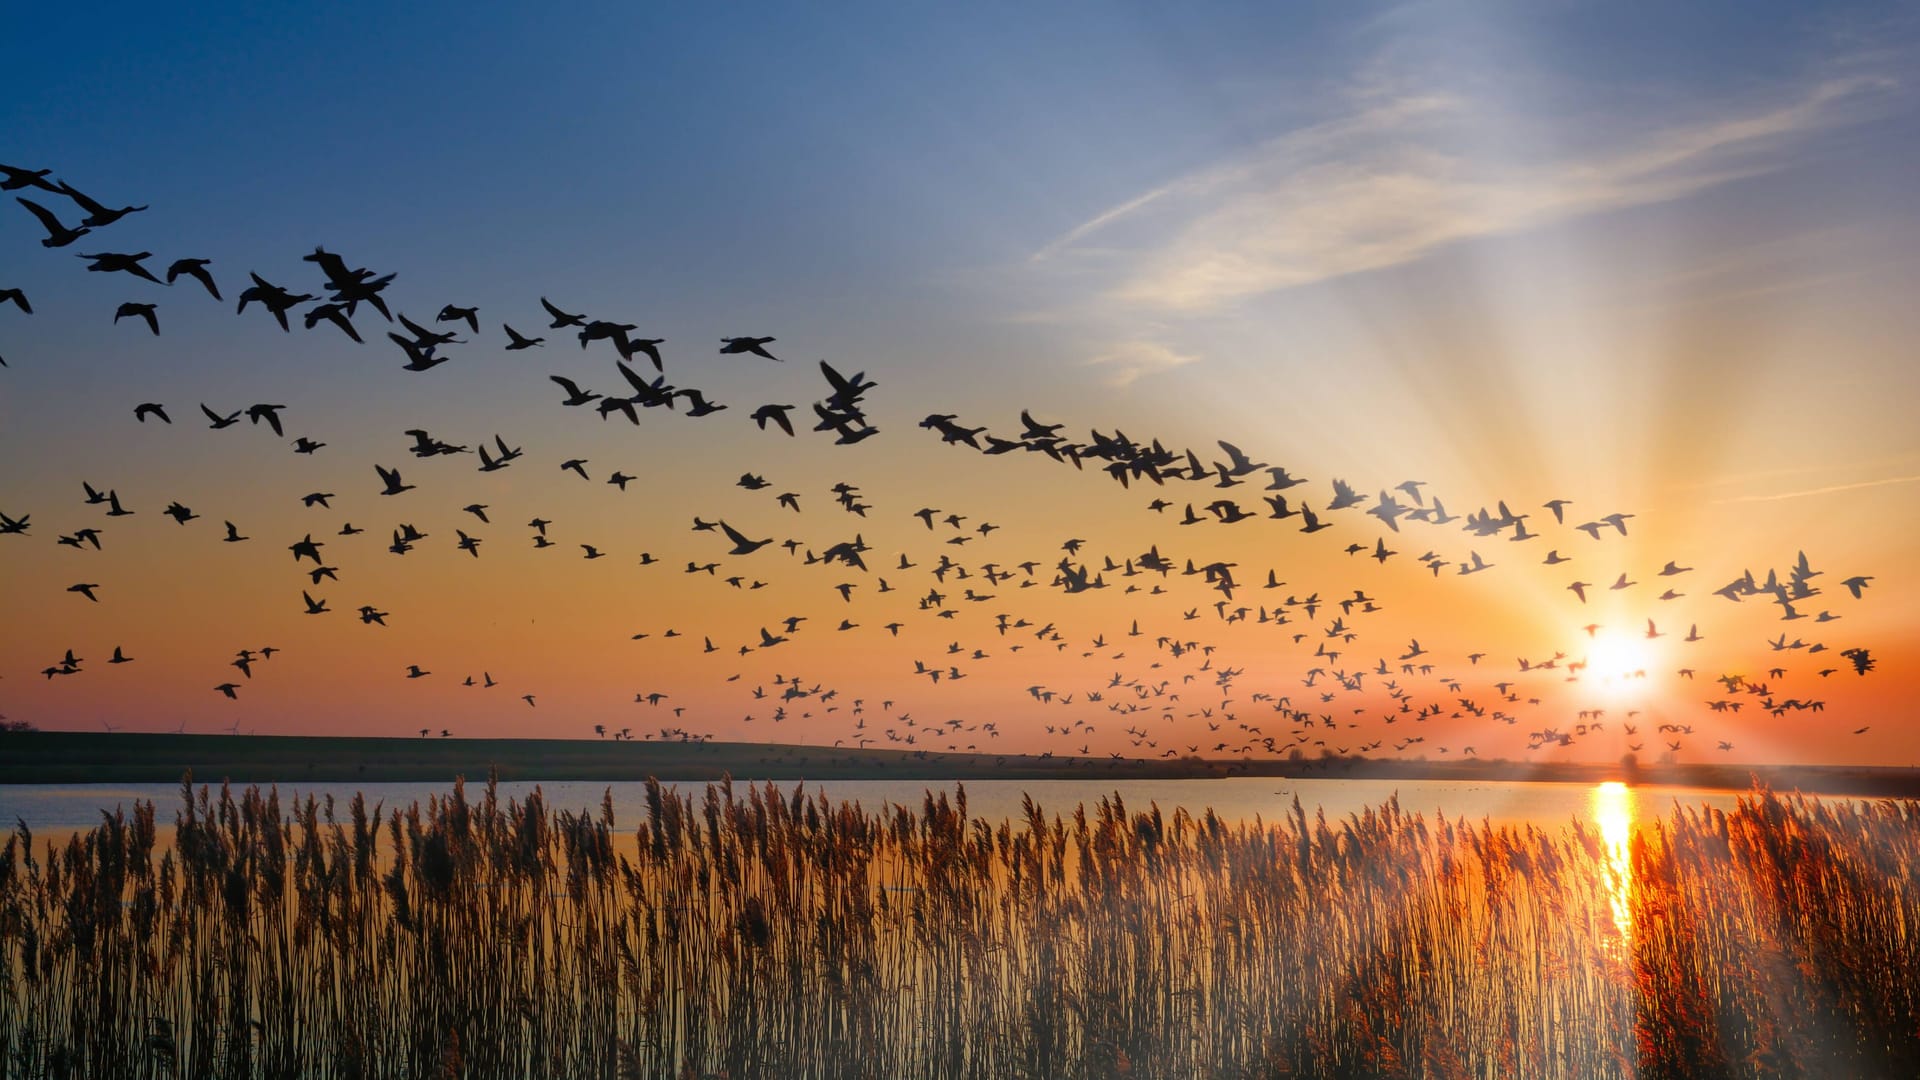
1,775 -> 1914,1078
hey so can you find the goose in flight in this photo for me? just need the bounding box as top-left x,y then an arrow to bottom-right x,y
545,377 -> 598,409
541,297 -> 586,328
302,591 -> 329,614
68,583 -> 101,602
0,287 -> 28,313
15,197 -> 90,246
720,521 -> 773,556
389,332 -> 450,372
1216,440 -> 1267,477
236,273 -> 315,331
165,258 -> 221,299
679,388 -> 727,417
627,337 -> 666,371
437,304 -> 480,333
0,164 -> 57,191
247,403 -> 287,436
503,323 -> 545,350
375,464 -> 414,495
53,180 -> 147,227
1326,479 -> 1367,511
303,302 -> 363,342
720,336 -> 780,361
82,251 -> 163,284
751,403 -> 797,435
134,402 -> 171,424
476,436 -> 521,471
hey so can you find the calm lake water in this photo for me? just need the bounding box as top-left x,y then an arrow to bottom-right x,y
0,776 -> 1765,838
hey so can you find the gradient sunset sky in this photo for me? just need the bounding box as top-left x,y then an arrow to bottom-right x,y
3,1 -> 1917,765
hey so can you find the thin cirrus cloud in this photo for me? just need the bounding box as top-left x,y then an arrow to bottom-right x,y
1083,339 -> 1202,388
1713,472 -> 1920,505
1035,71 -> 1896,314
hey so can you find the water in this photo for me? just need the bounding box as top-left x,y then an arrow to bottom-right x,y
0,775 -> 1760,837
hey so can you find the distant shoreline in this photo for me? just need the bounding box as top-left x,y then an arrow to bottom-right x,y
3,731 -> 1918,797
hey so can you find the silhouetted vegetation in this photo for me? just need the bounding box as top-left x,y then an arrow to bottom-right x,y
1,776 -> 1915,1077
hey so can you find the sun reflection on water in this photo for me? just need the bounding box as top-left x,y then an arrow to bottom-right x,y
1592,781 -> 1634,940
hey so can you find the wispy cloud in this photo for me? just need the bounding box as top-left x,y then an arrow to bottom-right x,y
1084,340 -> 1200,388
1713,473 -> 1920,505
1036,71 -> 1896,312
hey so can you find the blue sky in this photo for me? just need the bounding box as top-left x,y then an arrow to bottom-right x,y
3,2 -> 1918,761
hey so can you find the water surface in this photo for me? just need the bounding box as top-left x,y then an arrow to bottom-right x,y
0,776 -> 1760,835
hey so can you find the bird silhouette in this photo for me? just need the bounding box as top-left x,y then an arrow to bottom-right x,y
16,197 -> 90,246
720,336 -> 781,361
0,164 -> 58,191
165,258 -> 221,299
375,464 -> 415,495
54,180 -> 147,227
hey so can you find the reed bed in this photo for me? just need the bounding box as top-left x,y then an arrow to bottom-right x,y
1,775 -> 1916,1078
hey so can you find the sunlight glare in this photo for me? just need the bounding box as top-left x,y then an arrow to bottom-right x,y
1584,631 -> 1655,694
1592,781 -> 1634,941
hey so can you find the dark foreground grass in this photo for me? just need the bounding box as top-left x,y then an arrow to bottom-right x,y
2,775 -> 1917,1078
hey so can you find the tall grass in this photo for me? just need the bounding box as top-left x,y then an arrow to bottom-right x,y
1,775 -> 1915,1078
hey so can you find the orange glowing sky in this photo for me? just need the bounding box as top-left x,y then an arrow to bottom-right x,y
2,2 -> 1917,765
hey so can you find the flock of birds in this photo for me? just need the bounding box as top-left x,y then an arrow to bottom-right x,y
0,159 -> 1889,767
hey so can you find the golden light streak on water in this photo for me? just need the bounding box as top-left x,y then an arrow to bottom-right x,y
1592,781 -> 1634,940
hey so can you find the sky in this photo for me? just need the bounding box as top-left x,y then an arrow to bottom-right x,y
2,1 -> 1917,766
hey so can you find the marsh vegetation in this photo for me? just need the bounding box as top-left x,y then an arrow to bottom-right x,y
2,775 -> 1916,1078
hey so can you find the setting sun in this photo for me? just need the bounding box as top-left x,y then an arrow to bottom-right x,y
1583,631 -> 1658,691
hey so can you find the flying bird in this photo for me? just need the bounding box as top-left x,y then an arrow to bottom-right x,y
113,302 -> 159,335
79,251 -> 163,284
720,336 -> 780,361
16,197 -> 90,247
165,258 -> 221,299
54,180 -> 147,227
375,464 -> 414,495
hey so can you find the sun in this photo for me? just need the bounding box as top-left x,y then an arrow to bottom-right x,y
1584,631 -> 1656,691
